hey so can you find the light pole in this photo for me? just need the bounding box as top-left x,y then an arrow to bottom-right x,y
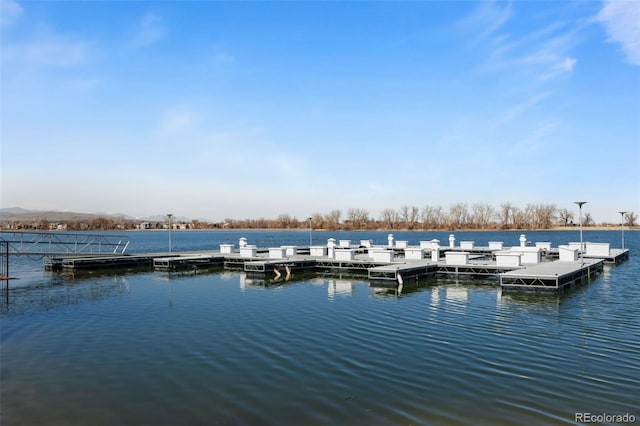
574,201 -> 586,261
167,213 -> 174,252
619,211 -> 627,249
308,217 -> 313,247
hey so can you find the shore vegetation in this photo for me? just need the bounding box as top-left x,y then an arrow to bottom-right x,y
2,203 -> 637,232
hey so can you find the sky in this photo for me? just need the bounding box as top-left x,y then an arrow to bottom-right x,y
1,0 -> 639,223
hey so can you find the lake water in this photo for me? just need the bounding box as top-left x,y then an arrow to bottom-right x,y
1,230 -> 638,425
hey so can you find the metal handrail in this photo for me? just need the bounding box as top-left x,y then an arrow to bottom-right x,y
0,231 -> 130,256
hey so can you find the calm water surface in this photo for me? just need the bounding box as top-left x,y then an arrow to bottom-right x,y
1,230 -> 639,425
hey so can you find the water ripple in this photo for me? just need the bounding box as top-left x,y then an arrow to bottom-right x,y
2,230 -> 639,425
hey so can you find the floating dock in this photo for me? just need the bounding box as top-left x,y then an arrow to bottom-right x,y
153,254 -> 225,271
583,248 -> 629,264
368,261 -> 439,281
46,254 -> 159,271
42,234 -> 630,293
500,259 -> 604,292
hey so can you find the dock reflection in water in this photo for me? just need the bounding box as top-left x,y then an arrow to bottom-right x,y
0,275 -> 131,316
1,230 -> 638,426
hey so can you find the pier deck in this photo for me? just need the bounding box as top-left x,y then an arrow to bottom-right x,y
49,251 -> 222,272
56,254 -> 162,271
583,248 -> 629,264
153,254 -> 225,271
368,261 -> 439,281
500,259 -> 604,292
244,258 -> 317,275
42,240 -> 629,293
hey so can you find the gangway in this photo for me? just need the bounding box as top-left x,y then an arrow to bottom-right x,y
0,231 -> 130,257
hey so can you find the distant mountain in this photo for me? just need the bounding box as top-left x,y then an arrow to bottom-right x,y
137,214 -> 191,223
0,207 -> 192,223
96,212 -> 136,220
0,207 -> 40,216
0,210 -> 102,222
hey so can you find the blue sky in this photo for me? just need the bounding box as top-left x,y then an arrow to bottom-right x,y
1,0 -> 638,223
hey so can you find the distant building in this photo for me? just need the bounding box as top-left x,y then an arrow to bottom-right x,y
48,223 -> 67,231
168,223 -> 189,230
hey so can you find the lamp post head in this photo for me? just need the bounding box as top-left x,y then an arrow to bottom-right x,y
619,211 -> 627,226
574,201 -> 587,208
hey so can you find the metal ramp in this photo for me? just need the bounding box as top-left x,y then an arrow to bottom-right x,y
0,231 -> 130,256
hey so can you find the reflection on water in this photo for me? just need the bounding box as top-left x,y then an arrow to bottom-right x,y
431,286 -> 440,308
2,230 -> 638,425
0,275 -> 131,317
446,286 -> 469,302
498,291 -> 563,308
328,278 -> 354,298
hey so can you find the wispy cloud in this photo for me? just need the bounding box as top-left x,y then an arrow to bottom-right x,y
452,0 -> 590,84
499,91 -> 550,123
2,34 -> 91,68
480,20 -> 582,81
0,0 -> 22,28
511,120 -> 558,155
451,3 -> 584,152
209,44 -> 236,64
154,107 -> 299,180
264,153 -> 307,178
455,0 -> 512,41
159,108 -> 199,135
66,76 -> 105,91
558,56 -> 577,72
597,0 -> 640,66
131,12 -> 167,49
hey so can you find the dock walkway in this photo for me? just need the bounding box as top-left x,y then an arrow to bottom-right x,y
368,261 -> 439,281
153,254 -> 225,271
500,259 -> 604,292
583,248 -> 628,264
42,238 -> 630,293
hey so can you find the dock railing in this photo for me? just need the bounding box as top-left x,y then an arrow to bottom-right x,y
0,231 -> 130,257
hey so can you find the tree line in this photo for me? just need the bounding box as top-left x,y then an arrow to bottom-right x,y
3,203 -> 637,231
226,202 -> 637,231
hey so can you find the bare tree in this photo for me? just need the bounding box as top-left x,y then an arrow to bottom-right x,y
421,205 -> 445,229
541,204 -> 557,228
512,206 -> 531,229
530,203 -> 556,229
254,218 -> 269,228
310,213 -> 325,229
625,211 -> 638,226
276,213 -> 292,228
380,208 -> 399,229
88,217 -> 111,230
583,212 -> 594,226
470,203 -> 495,229
499,202 -> 515,229
448,202 -> 469,229
558,208 -> 574,227
526,204 -> 541,229
277,214 -> 295,228
400,205 -> 420,229
347,208 -> 370,229
324,210 -> 342,230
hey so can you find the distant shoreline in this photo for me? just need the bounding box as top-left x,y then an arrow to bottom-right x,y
125,226 -> 639,232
